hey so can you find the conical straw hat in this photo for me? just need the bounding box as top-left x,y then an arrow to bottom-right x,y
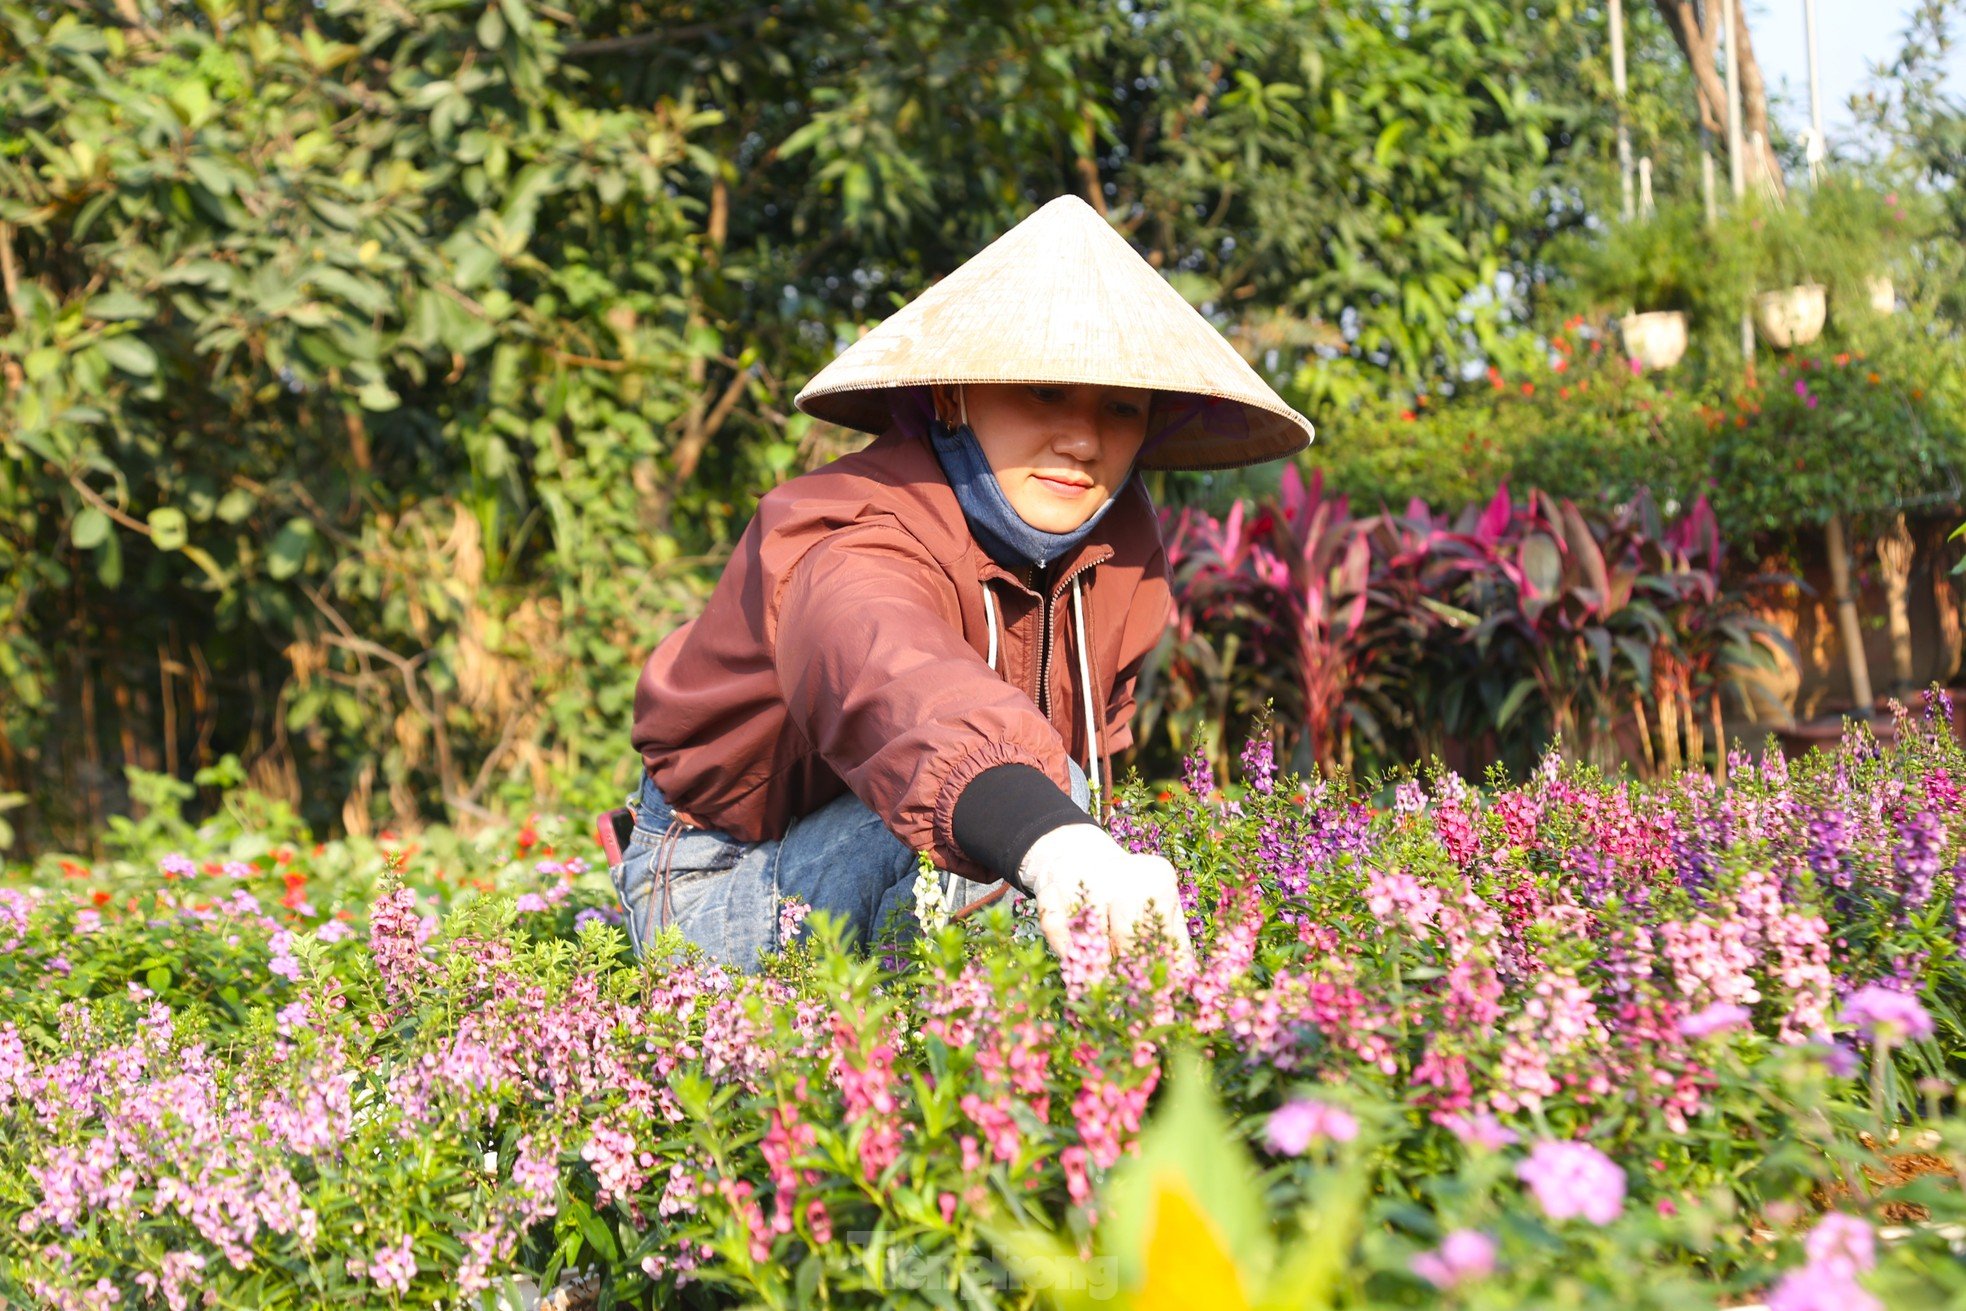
794,195 -> 1314,472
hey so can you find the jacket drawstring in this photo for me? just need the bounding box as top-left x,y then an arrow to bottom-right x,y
982,582 -> 999,672
982,574 -> 1102,820
1070,577 -> 1103,821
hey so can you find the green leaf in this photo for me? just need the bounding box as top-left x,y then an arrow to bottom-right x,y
87,291 -> 154,321
147,507 -> 188,552
1495,676 -> 1539,729
146,966 -> 171,992
267,519 -> 315,580
168,78 -> 211,125
1101,1049 -> 1273,1289
71,507 -> 110,550
186,155 -> 234,196
357,380 -> 400,411
23,347 -> 61,382
96,335 -> 158,377
216,488 -> 255,524
452,243 -> 500,291
97,531 -> 123,587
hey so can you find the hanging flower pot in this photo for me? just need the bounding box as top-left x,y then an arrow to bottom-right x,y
1866,274 -> 1896,315
1754,283 -> 1827,348
1619,310 -> 1688,372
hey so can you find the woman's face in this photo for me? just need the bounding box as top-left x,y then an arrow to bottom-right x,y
932,382 -> 1153,533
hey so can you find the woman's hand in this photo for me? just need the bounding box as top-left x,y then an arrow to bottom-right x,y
1015,824 -> 1195,977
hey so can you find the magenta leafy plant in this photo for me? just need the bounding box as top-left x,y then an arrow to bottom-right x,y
1155,476 -> 1789,780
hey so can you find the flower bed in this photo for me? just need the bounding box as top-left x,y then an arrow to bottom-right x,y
7,709 -> 1966,1307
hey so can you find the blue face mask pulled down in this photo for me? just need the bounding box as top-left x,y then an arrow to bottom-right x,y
926,418 -> 1125,571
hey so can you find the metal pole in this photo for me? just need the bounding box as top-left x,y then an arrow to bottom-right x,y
1611,0 -> 1634,221
1720,0 -> 1754,362
1701,132 -> 1718,225
1804,0 -> 1826,186
1720,0 -> 1745,200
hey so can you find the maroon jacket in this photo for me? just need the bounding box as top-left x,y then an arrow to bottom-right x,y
631,427 -> 1173,883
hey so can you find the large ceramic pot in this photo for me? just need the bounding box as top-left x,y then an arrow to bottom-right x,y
1866,274 -> 1896,315
1619,310 -> 1688,372
1755,283 -> 1827,348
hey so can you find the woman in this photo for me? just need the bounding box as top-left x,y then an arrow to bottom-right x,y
613,196 -> 1312,973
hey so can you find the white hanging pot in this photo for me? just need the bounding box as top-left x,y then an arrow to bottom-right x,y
1755,283 -> 1827,348
1619,310 -> 1688,372
1866,274 -> 1896,315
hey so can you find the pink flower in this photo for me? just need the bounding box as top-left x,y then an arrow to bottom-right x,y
777,897 -> 812,948
1840,985 -> 1934,1044
1677,1002 -> 1752,1039
1411,1229 -> 1497,1289
1264,1097 -> 1359,1155
1365,869 -> 1442,933
1765,1268 -> 1881,1311
1441,1111 -> 1518,1150
1803,1212 -> 1875,1280
1516,1140 -> 1625,1225
365,1235 -> 417,1295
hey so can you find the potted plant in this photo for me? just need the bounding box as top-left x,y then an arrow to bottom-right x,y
1735,199 -> 1828,350
1565,203 -> 1746,372
1802,175 -> 1926,322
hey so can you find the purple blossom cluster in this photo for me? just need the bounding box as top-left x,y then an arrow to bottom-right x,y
7,705 -> 1966,1305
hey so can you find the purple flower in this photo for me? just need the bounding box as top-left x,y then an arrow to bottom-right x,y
1241,737 -> 1277,794
1895,809 -> 1944,914
513,893 -> 549,914
1394,780 -> 1426,816
1815,1036 -> 1861,1079
158,853 -> 196,879
1677,1002 -> 1752,1039
1839,985 -> 1934,1044
1411,1229 -> 1497,1289
1264,1098 -> 1359,1155
1766,1214 -> 1881,1311
1181,744 -> 1216,799
1516,1140 -> 1625,1225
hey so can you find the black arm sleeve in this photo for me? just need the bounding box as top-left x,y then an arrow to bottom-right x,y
950,763 -> 1101,893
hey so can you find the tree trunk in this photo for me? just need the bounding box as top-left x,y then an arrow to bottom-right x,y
1826,514 -> 1875,709
1876,513 -> 1917,692
1651,0 -> 1787,198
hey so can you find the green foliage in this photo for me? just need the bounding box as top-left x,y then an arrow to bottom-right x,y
0,0 -> 1699,851
1312,312 -> 1966,547
1560,201 -> 1750,320
0,0 -> 717,842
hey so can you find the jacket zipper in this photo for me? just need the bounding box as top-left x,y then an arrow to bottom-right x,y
1036,557 -> 1103,723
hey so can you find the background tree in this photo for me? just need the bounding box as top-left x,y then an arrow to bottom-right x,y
1651,0 -> 1788,197
0,0 -> 1699,853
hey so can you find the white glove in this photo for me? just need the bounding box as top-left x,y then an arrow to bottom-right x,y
1016,823 -> 1195,976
